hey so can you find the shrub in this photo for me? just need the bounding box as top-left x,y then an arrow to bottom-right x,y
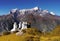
11,31 -> 19,34
24,35 -> 40,41
2,31 -> 10,35
22,29 -> 26,33
25,28 -> 42,36
33,36 -> 40,41
24,36 -> 34,41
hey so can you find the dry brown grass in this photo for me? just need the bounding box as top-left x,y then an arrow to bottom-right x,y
0,25 -> 60,41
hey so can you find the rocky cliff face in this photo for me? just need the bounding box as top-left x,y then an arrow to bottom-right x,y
0,7 -> 60,33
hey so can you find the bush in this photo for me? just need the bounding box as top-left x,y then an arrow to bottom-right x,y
33,36 -> 40,41
24,35 -> 40,41
24,28 -> 42,35
25,37 -> 33,41
22,29 -> 26,33
2,31 -> 10,35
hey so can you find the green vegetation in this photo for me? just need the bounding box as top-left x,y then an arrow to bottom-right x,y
2,31 -> 10,35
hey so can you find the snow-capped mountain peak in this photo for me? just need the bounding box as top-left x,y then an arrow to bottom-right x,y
42,10 -> 49,13
33,7 -> 39,11
9,7 -> 56,17
39,10 -> 49,17
10,8 -> 18,13
50,12 -> 55,15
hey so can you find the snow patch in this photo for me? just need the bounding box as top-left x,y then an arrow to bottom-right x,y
50,12 -> 55,15
11,8 -> 18,13
42,10 -> 49,13
33,7 -> 39,11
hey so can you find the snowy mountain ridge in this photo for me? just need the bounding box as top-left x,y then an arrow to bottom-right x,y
10,7 -> 55,16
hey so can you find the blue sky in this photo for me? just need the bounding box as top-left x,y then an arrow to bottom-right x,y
0,0 -> 60,16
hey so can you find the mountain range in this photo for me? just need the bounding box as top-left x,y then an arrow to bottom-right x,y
0,7 -> 60,34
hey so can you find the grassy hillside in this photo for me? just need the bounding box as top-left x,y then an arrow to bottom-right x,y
0,26 -> 60,41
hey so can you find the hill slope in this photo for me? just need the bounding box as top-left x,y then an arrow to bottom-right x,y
0,26 -> 60,41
